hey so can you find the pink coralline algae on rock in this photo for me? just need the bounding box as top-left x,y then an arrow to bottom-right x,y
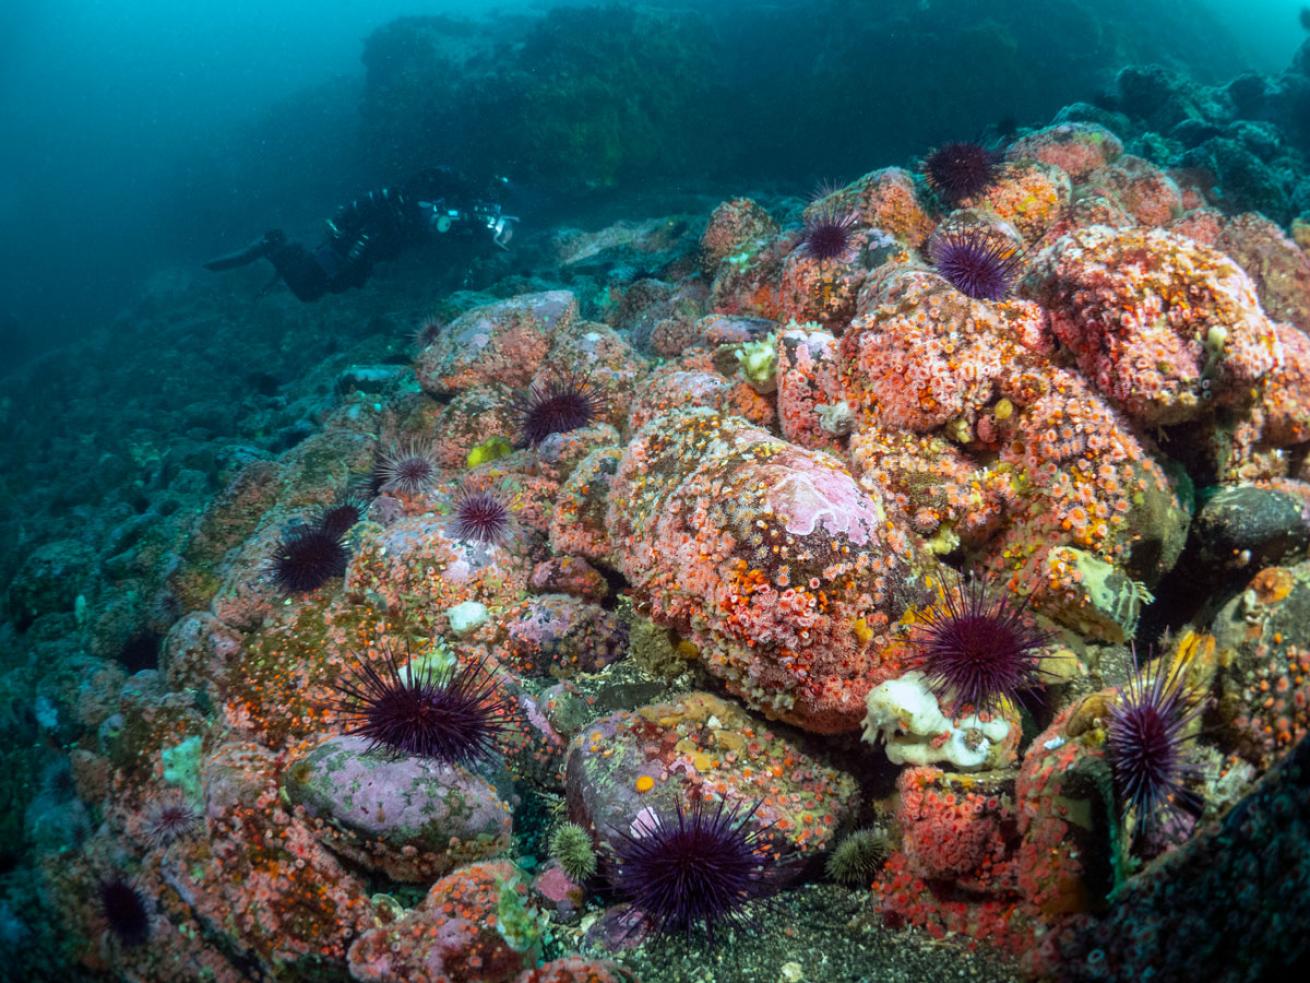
498,593 -> 628,679
838,261 -> 1188,639
606,407 -> 932,732
624,367 -> 732,434
700,197 -> 780,274
813,167 -> 936,249
347,513 -> 532,626
776,220 -> 901,330
955,160 -> 1072,243
839,266 -> 1051,434
1216,212 -> 1310,334
565,691 -> 858,863
548,446 -> 625,565
416,291 -> 578,397
1006,122 -> 1124,182
283,735 -> 513,882
1029,225 -> 1281,426
347,861 -> 531,982
776,326 -> 844,450
1079,155 -> 1184,228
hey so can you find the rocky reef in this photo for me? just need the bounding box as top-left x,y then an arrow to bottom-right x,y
5,28 -> 1310,983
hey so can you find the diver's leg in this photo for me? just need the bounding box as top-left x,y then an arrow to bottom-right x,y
265,243 -> 332,302
203,229 -> 287,271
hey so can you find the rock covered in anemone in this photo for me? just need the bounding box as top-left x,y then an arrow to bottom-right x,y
605,407 -> 934,732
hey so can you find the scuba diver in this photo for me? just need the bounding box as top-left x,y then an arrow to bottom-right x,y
204,167 -> 518,302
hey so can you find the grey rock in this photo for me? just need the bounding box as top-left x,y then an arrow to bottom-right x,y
283,735 -> 511,881
1192,484 -> 1310,573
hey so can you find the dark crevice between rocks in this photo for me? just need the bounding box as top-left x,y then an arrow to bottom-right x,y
117,631 -> 162,673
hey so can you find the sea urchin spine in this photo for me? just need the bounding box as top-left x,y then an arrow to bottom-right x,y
376,440 -> 441,496
929,229 -> 1025,301
923,141 -> 999,206
607,796 -> 776,942
98,877 -> 151,948
143,795 -> 202,849
797,201 -> 860,264
273,521 -> 350,594
550,822 -> 599,882
1107,649 -> 1203,836
331,649 -> 511,765
905,574 -> 1049,717
511,373 -> 608,447
449,485 -> 513,546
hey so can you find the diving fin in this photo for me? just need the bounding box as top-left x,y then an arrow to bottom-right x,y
203,230 -> 286,272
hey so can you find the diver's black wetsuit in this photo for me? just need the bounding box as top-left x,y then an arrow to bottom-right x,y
205,168 -> 516,302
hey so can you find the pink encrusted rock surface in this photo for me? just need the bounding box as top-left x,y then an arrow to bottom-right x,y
606,407 -> 933,732
1217,212 -> 1310,334
775,224 -> 901,331
564,691 -> 858,864
1260,322 -> 1310,447
432,384 -> 518,468
700,197 -> 780,273
497,593 -> 628,679
549,446 -> 624,565
416,291 -> 578,396
1029,225 -> 1281,426
346,513 -> 532,623
625,367 -> 732,434
283,735 -> 512,882
529,555 -> 610,603
814,167 -> 936,248
958,159 -> 1071,243
347,861 -> 530,983
1006,122 -> 1124,182
840,266 -> 1051,434
776,326 -> 844,450
1080,154 -> 1183,228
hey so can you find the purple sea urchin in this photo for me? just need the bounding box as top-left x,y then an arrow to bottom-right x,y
98,877 -> 151,948
376,440 -> 441,495
1107,649 -> 1203,835
143,796 -> 202,849
317,496 -> 367,540
923,141 -> 999,205
332,650 -> 511,765
273,522 -> 350,594
905,575 -> 1049,716
450,486 -> 513,546
413,314 -> 445,350
512,373 -> 607,446
798,202 -> 859,263
929,229 -> 1024,301
607,796 -> 775,941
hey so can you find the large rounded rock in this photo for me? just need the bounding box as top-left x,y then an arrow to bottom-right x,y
1191,483 -> 1310,575
284,735 -> 512,882
606,408 -> 933,732
1029,225 -> 1280,426
416,290 -> 577,396
565,691 -> 858,864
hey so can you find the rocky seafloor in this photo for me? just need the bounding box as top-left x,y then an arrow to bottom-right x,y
3,49 -> 1310,983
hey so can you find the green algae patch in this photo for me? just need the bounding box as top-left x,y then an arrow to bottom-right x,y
162,735 -> 205,805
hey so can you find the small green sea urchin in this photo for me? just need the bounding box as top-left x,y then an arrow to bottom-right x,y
825,827 -> 892,886
549,821 -> 598,882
